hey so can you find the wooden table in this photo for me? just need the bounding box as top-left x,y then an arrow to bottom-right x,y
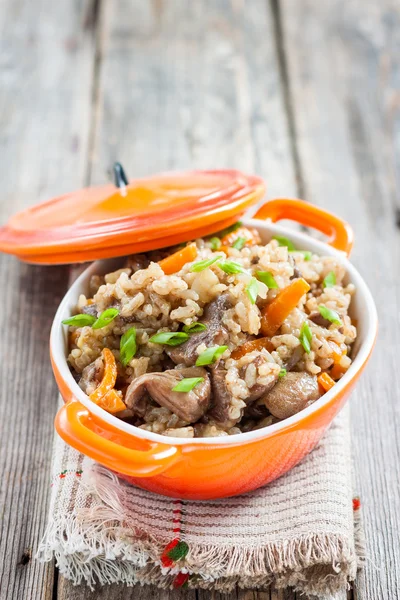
0,1 -> 398,598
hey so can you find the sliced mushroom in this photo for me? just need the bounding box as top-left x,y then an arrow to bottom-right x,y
79,356 -> 104,395
309,312 -> 331,328
125,367 -> 211,423
82,303 -> 98,318
260,371 -> 321,420
125,254 -> 150,272
167,294 -> 231,366
208,367 -> 232,425
289,254 -> 301,279
239,355 -> 279,404
242,401 -> 270,420
282,344 -> 304,371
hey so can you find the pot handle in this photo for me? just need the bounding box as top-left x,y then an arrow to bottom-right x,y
253,198 -> 354,255
55,401 -> 181,477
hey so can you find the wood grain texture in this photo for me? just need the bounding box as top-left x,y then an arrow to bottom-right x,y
58,577 -> 197,600
87,0 -> 296,197
58,582 -> 344,600
0,1 -> 97,599
279,0 -> 400,598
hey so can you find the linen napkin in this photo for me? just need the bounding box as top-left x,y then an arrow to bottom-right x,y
38,403 -> 364,597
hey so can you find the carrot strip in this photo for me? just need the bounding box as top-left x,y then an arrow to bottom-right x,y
260,278 -> 311,336
219,245 -> 231,255
231,337 -> 274,360
221,226 -> 261,247
330,363 -> 348,380
317,372 -> 336,392
96,389 -> 126,414
158,243 -> 198,275
89,348 -> 117,403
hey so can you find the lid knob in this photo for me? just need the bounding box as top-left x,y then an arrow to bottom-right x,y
113,162 -> 129,196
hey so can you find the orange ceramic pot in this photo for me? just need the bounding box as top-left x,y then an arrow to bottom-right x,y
52,199 -> 377,500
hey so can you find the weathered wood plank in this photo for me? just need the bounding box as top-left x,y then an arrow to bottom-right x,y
0,263 -> 69,600
0,1 -> 98,599
279,0 -> 400,598
269,590 -> 298,600
88,0 -> 296,197
197,590 -> 270,600
58,577 -> 197,600
193,585 -> 348,599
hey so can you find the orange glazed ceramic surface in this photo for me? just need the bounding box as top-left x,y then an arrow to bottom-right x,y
0,170 -> 265,264
51,199 -> 377,500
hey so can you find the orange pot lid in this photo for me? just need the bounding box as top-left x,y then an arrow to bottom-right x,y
0,167 -> 265,264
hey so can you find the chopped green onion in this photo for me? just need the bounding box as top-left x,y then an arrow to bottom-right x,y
246,278 -> 259,304
190,255 -> 222,272
279,368 -> 287,379
232,236 -> 247,250
218,221 -> 242,237
149,331 -> 189,346
172,377 -> 205,392
195,345 -> 228,366
120,327 -> 137,367
318,305 -> 342,326
218,260 -> 246,275
256,271 -> 279,289
292,250 -> 312,261
323,271 -> 336,288
92,308 -> 120,329
209,237 -> 221,251
182,322 -> 207,334
62,314 -> 96,327
272,236 -> 296,251
299,322 -> 313,354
